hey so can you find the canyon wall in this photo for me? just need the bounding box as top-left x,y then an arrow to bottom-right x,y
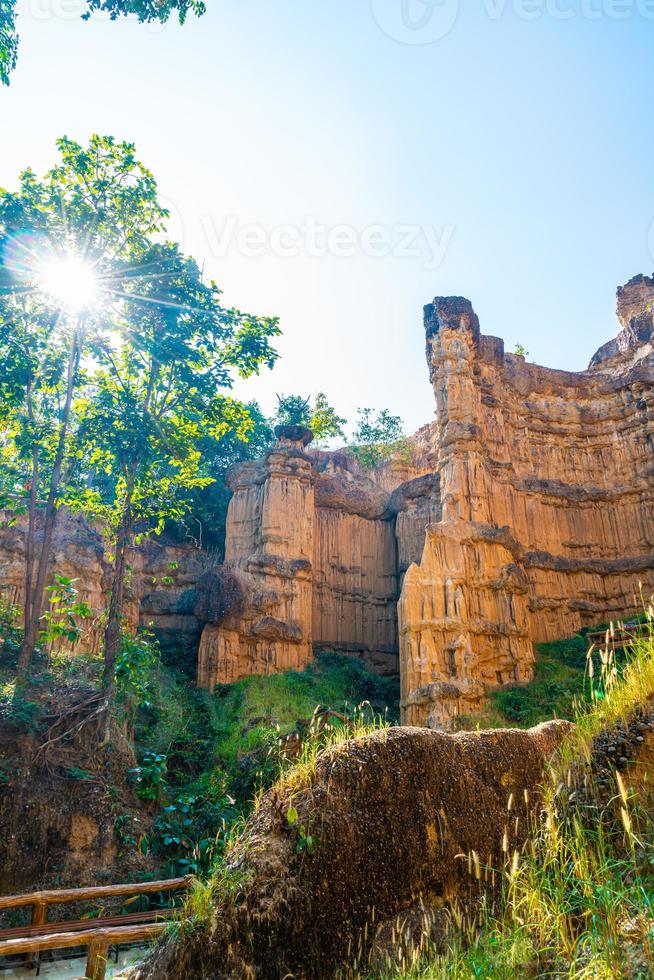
0,510 -> 205,662
195,431 -> 401,688
401,275 -> 654,725
2,274 -> 652,730
197,274 -> 654,729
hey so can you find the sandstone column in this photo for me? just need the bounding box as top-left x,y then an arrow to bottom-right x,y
196,425 -> 315,688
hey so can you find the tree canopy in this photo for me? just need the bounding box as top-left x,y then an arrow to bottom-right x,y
275,392 -> 347,445
349,407 -> 407,468
0,0 -> 205,85
0,134 -> 280,696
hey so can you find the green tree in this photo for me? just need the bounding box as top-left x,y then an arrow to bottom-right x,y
77,240 -> 279,708
275,392 -> 346,445
0,135 -> 168,678
309,392 -> 347,445
179,401 -> 274,552
0,0 -> 204,85
0,0 -> 17,86
349,407 -> 406,468
275,394 -> 312,427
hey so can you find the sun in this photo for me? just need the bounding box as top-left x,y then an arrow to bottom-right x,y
39,255 -> 98,312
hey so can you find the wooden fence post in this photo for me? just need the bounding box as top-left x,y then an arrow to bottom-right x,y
85,938 -> 109,980
30,900 -> 47,926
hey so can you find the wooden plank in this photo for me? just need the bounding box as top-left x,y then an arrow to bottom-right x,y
0,909 -> 174,942
0,875 -> 192,911
0,922 -> 167,957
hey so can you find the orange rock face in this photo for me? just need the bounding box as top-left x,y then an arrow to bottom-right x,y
401,274 -> 654,725
0,509 -> 205,659
195,431 -> 401,687
199,274 -> 654,729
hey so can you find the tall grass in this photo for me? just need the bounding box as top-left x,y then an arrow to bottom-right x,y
372,604 -> 654,979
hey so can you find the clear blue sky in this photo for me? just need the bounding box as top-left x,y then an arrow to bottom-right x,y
2,0 -> 653,433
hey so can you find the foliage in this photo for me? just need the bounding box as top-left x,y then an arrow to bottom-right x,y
0,681 -> 40,730
0,0 -> 204,85
0,597 -> 21,665
82,0 -> 206,23
514,342 -> 530,358
308,392 -> 347,444
349,407 -> 407,468
286,803 -> 315,855
129,751 -> 168,801
0,135 -> 280,690
275,394 -> 312,427
0,134 -> 172,674
41,574 -> 91,647
275,392 -> 346,444
147,771 -> 233,876
116,631 -> 161,720
0,0 -> 17,86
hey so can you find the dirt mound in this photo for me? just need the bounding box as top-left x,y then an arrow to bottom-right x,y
132,720 -> 572,979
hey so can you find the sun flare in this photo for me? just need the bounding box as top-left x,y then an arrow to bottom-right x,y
39,255 -> 98,312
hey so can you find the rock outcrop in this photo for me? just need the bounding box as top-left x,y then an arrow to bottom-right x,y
0,510 -> 205,663
130,719 -> 571,980
195,428 -> 401,688
401,274 -> 654,725
197,274 -> 654,728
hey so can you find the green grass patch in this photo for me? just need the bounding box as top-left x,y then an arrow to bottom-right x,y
459,628 -> 638,731
132,651 -> 399,876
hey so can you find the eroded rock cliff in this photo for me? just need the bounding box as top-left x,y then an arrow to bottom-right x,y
400,274 -> 654,725
0,510 -> 205,664
198,274 -> 654,730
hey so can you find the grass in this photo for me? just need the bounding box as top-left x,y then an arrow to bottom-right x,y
458,625 -> 641,732
370,609 -> 654,979
128,651 -> 399,876
138,651 -> 398,801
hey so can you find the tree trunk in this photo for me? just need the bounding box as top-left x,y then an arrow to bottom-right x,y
22,374 -> 39,644
17,327 -> 81,680
102,472 -> 135,709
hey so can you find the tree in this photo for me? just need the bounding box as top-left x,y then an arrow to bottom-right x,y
275,392 -> 346,445
309,393 -> 347,445
349,407 -> 406,468
78,241 -> 279,708
275,394 -> 312,428
0,0 -> 204,85
0,0 -> 17,86
179,401 -> 274,552
514,343 -> 530,359
1,136 -> 280,708
0,135 -> 167,677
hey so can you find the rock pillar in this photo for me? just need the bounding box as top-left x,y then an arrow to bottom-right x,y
196,426 -> 315,688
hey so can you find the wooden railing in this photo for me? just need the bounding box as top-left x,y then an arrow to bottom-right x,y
586,620 -> 645,653
0,876 -> 193,979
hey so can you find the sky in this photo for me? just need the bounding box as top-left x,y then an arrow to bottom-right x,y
1,0 -> 653,435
